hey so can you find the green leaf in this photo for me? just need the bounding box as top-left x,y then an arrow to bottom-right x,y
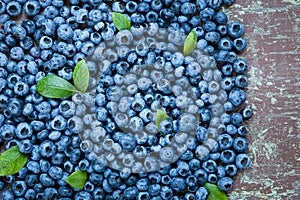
112,12 -> 131,31
0,146 -> 28,176
183,30 -> 197,55
66,170 -> 88,189
73,59 -> 89,93
204,182 -> 228,200
156,109 -> 170,132
37,75 -> 78,98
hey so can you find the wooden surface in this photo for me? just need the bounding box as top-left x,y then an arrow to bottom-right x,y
224,0 -> 300,199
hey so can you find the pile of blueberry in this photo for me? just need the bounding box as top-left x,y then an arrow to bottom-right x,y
0,0 -> 252,199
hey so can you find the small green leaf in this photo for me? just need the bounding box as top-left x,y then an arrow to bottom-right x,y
66,170 -> 87,189
0,146 -> 28,176
204,182 -> 228,200
112,12 -> 131,31
183,30 -> 197,55
37,75 -> 78,98
73,60 -> 89,93
156,109 -> 170,132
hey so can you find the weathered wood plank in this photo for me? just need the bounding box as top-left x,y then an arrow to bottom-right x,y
224,0 -> 300,199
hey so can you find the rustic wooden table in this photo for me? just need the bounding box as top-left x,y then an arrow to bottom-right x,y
224,0 -> 300,199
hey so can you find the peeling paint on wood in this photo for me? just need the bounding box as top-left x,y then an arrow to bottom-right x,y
224,0 -> 300,199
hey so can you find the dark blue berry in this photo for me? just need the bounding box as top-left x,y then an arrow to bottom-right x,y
12,181 -> 27,197
6,1 -> 22,17
228,21 -> 244,38
240,106 -> 253,120
235,153 -> 251,169
218,177 -> 234,191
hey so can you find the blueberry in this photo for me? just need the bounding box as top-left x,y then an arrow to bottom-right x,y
235,74 -> 248,88
5,34 -> 17,47
160,186 -> 173,200
134,43 -> 149,58
26,160 -> 40,174
24,1 -> 41,16
170,177 -> 186,193
42,19 -> 56,36
228,21 -> 244,38
6,1 -> 22,17
58,186 -> 73,197
136,178 -> 150,191
93,187 -> 105,200
44,5 -> 59,19
126,1 -> 138,13
0,41 -> 9,54
159,119 -> 173,135
188,159 -> 201,172
39,0 -> 51,8
0,14 -> 10,24
124,186 -> 138,199
44,188 -> 58,200
18,139 -> 33,154
195,144 -> 210,161
193,187 -> 207,200
208,173 -> 218,183
233,37 -> 247,52
145,11 -> 158,23
229,88 -> 246,107
79,140 -> 93,153
202,159 -> 217,173
203,21 -> 217,32
80,41 -> 94,55
39,140 -> 57,158
48,166 -> 63,180
59,6 -> 70,18
16,167 -> 28,179
52,0 -> 64,7
225,164 -> 238,176
220,77 -> 234,91
181,2 -> 196,15
137,192 -> 150,200
218,134 -> 233,150
131,12 -> 146,24
12,181 -> 27,197
30,145 -> 41,161
14,81 -> 29,96
25,189 -> 36,200
218,38 -> 233,51
101,27 -> 114,41
12,25 -> 27,40
217,25 -> 228,36
39,36 -> 53,49
235,153 -> 251,169
205,31 -> 221,44
161,175 -> 171,185
0,1 -> 6,14
231,112 -> 243,126
51,152 -> 65,165
200,7 -> 215,21
51,115 -> 67,130
220,149 -> 236,164
218,177 -> 234,191
15,122 -> 32,139
240,106 -> 253,120
1,190 -> 15,200
233,58 -> 248,74
215,11 -> 228,25
57,24 -> 74,40
112,1 -> 125,12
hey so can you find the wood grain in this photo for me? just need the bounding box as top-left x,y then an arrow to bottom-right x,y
224,0 -> 300,199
